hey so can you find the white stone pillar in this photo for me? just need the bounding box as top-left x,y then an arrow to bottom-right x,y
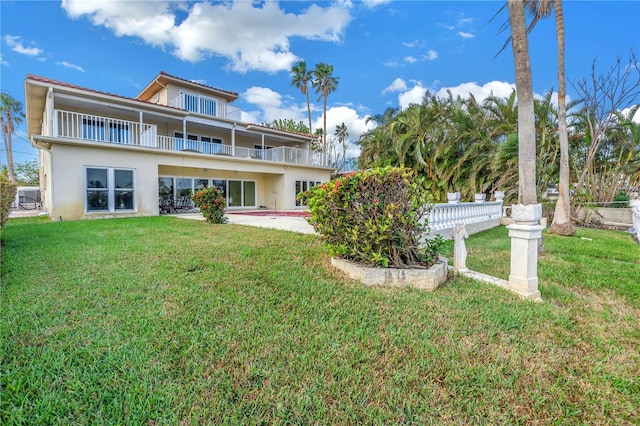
507,203 -> 543,301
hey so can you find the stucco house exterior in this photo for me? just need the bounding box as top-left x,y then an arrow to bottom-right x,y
25,72 -> 333,221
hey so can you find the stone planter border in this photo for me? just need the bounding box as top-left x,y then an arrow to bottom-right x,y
331,257 -> 448,291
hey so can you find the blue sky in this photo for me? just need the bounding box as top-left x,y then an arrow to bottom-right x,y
2,0 -> 639,165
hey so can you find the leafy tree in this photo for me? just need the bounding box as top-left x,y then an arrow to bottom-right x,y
0,91 -> 25,184
290,61 -> 313,134
15,160 -> 39,186
262,119 -> 310,134
311,63 -> 339,155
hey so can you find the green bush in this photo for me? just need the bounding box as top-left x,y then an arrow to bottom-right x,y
612,191 -> 630,208
0,174 -> 17,227
299,166 -> 441,268
191,187 -> 228,224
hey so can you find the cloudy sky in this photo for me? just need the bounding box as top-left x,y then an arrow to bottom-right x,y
1,0 -> 639,164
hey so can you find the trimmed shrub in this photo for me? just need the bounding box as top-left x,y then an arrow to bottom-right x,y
1,174 -> 17,227
299,166 -> 440,268
191,187 -> 228,224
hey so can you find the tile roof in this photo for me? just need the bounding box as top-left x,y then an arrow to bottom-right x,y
25,74 -> 185,112
158,71 -> 239,97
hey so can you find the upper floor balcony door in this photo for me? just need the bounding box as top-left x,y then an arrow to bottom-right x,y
179,90 -> 217,117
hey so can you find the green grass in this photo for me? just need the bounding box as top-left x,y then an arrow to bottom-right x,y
1,217 -> 639,424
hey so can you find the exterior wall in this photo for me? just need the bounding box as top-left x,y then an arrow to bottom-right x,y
49,144 -> 159,221
45,141 -> 332,220
283,166 -> 332,209
166,83 -> 228,107
39,149 -> 53,213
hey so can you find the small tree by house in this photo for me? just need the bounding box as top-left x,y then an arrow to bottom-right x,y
192,187 -> 227,224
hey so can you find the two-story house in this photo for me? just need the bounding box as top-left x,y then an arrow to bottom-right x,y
25,71 -> 333,221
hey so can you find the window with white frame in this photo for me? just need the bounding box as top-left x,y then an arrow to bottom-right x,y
295,180 -> 322,206
86,167 -> 135,212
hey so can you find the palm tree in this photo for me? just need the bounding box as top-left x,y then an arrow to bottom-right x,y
508,0 -> 537,206
334,122 -> 349,170
311,63 -> 339,155
527,0 -> 574,235
290,61 -> 313,135
0,91 -> 25,184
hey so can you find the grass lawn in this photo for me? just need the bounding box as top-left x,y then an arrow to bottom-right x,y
1,216 -> 638,424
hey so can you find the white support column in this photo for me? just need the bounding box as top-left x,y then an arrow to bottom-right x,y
139,111 -> 143,145
232,122 -> 236,156
507,203 -> 543,301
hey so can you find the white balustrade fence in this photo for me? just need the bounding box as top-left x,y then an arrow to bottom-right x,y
424,201 -> 503,239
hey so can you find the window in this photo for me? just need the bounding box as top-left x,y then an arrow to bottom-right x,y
181,91 -> 198,113
86,167 -> 135,212
295,180 -> 321,206
82,118 -> 105,141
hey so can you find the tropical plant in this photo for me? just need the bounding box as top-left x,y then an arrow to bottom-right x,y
262,119 -> 310,134
0,173 -> 17,227
299,167 -> 440,268
311,63 -> 339,155
290,61 -> 313,134
0,91 -> 26,184
333,122 -> 349,171
191,187 -> 227,224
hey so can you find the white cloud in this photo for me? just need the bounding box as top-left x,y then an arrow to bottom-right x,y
382,78 -> 408,95
404,56 -> 417,64
57,61 -> 85,72
62,0 -> 352,73
457,31 -> 475,39
3,35 -> 44,57
398,84 -> 428,109
435,81 -> 516,102
424,50 -> 438,60
362,0 -> 392,9
0,54 -> 8,66
314,106 -> 376,158
395,80 -> 519,110
403,40 -> 425,48
242,86 -> 309,125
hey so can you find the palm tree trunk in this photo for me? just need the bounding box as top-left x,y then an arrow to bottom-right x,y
549,0 -> 575,235
323,94 -> 328,155
305,89 -> 312,134
508,0 -> 537,206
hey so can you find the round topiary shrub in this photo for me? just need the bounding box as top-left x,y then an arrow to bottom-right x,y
299,166 -> 442,268
191,187 -> 228,224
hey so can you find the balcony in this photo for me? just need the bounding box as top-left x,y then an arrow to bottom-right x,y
53,110 -> 328,167
169,93 -> 242,121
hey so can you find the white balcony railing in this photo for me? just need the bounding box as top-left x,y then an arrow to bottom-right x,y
169,93 -> 242,121
53,110 -> 326,166
55,110 -> 157,147
424,201 -> 503,237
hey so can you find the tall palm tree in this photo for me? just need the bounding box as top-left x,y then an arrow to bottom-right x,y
290,61 -> 313,135
508,0 -> 537,206
334,122 -> 349,170
527,0 -> 574,235
0,92 -> 25,184
311,63 -> 339,155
